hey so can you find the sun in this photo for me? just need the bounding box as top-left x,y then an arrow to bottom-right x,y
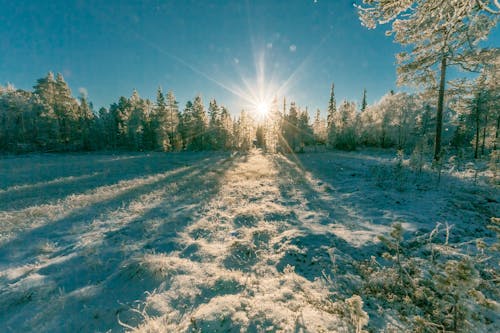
255,101 -> 270,117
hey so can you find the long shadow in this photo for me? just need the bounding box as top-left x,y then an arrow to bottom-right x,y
269,154 -> 393,283
270,151 -> 498,285
0,152 -> 155,188
0,152 -> 241,332
295,150 -> 498,237
0,152 -> 217,211
0,153 -> 232,264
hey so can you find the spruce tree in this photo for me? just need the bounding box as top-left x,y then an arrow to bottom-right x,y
54,73 -> 78,149
208,98 -> 221,149
165,90 -> 180,150
283,102 -> 299,152
361,88 -> 367,112
327,83 -> 337,147
191,95 -> 208,150
77,94 -> 95,150
127,90 -> 147,150
154,87 -> 171,151
180,100 -> 194,150
33,73 -> 59,149
219,106 -> 233,150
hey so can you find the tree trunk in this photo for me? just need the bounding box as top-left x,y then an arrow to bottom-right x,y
495,115 -> 499,151
481,114 -> 488,156
434,56 -> 447,161
475,97 -> 480,159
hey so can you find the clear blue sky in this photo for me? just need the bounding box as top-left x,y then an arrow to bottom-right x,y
0,1 -> 497,115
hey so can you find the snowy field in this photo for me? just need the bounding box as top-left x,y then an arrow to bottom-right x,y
0,149 -> 498,332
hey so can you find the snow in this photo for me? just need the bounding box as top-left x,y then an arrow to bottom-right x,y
0,149 -> 498,332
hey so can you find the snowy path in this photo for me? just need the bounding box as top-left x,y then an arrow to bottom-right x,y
0,150 -> 497,332
132,150 -> 352,331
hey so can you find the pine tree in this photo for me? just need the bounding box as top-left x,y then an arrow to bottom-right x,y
95,106 -> 111,149
109,96 -> 132,148
165,90 -> 180,150
234,110 -> 253,151
190,95 -> 208,150
312,108 -> 327,145
297,108 -> 314,151
219,106 -> 233,150
283,102 -> 299,152
208,98 -> 221,149
154,87 -> 171,151
357,0 -> 498,161
327,83 -> 337,147
361,88 -> 367,112
127,90 -> 147,150
265,96 -> 281,152
54,73 -> 78,149
0,86 -> 34,152
335,100 -> 358,150
33,72 -> 59,149
77,93 -> 95,150
180,100 -> 194,150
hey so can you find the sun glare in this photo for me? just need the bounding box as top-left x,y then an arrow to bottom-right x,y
256,101 -> 270,116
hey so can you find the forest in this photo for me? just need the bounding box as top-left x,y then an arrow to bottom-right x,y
1,62 -> 498,168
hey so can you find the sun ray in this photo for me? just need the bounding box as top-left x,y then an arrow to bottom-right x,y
86,3 -> 331,122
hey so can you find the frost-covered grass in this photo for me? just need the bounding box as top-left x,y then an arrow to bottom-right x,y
0,149 -> 498,332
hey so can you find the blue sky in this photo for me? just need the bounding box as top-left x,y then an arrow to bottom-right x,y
0,1 -> 497,115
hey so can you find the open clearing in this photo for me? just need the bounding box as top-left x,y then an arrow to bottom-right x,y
0,149 -> 498,332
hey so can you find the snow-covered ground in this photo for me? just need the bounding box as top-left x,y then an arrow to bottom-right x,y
0,149 -> 498,332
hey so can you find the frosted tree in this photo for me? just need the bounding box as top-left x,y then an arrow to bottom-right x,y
179,100 -> 194,150
283,101 -> 299,152
191,95 -> 208,150
154,87 -> 171,151
33,72 -> 56,107
357,0 -> 499,161
334,100 -> 358,150
165,90 -> 180,150
77,93 -> 95,150
127,90 -> 147,150
54,73 -> 78,148
297,107 -> 314,151
234,110 -> 254,151
312,108 -> 327,144
264,96 -> 282,152
33,72 -> 59,149
463,56 -> 500,158
95,106 -> 111,149
219,106 -> 234,150
0,86 -> 34,151
360,105 -> 376,146
109,96 -> 132,148
478,55 -> 500,155
207,98 -> 221,149
471,74 -> 490,158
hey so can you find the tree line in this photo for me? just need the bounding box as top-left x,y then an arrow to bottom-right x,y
0,72 -> 254,153
0,66 -> 498,164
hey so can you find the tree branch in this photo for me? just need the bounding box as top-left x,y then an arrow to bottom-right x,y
476,0 -> 500,14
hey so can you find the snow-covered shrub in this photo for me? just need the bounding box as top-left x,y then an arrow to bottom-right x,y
345,295 -> 369,333
355,222 -> 499,332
